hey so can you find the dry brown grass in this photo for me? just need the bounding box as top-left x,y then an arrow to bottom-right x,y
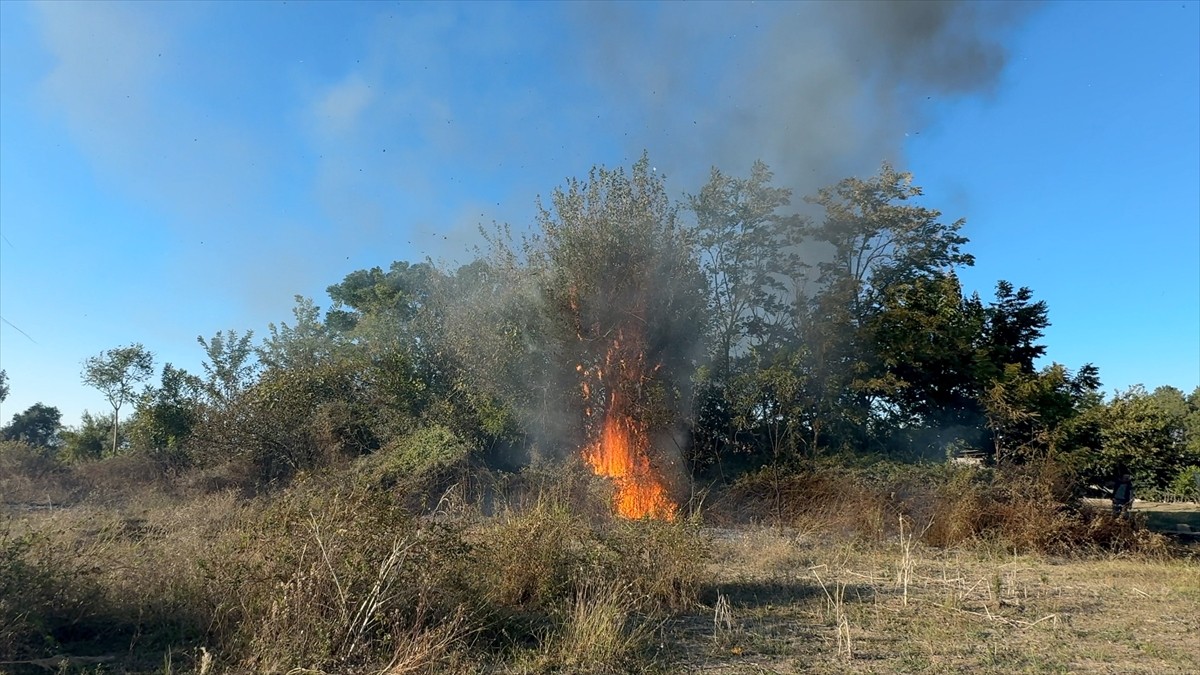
2,456 -> 1196,674
672,526 -> 1199,674
710,461 -> 1175,557
529,580 -> 654,673
0,463 -> 710,674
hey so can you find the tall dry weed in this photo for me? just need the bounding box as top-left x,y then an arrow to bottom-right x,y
537,580 -> 653,673
211,482 -> 477,673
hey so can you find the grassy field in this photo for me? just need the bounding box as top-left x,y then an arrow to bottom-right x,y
2,459 -> 1198,674
668,526 -> 1200,674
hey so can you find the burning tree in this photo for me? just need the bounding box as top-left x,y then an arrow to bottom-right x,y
531,156 -> 708,519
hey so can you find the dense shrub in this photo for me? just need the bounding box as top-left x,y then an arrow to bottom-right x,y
0,528 -> 105,659
1170,465 -> 1200,499
0,440 -> 78,504
713,458 -> 1169,555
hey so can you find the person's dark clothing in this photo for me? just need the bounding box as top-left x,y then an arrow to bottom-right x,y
1112,477 -> 1134,516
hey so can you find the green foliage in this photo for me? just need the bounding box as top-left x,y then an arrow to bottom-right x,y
259,296 -> 344,371
980,362 -> 1101,464
744,162 -> 982,462
1169,465 -> 1200,498
689,160 -> 806,380
351,424 -> 480,514
59,411 -> 117,462
325,260 -> 435,330
1084,385 -> 1200,490
43,156 -> 1192,505
368,425 -> 472,479
127,364 -> 201,466
196,329 -> 258,404
0,402 -> 62,449
806,161 -> 974,295
532,154 -> 709,436
1186,387 -> 1200,454
979,280 -> 1050,376
865,274 -> 986,450
82,343 -> 155,455
234,361 -> 376,483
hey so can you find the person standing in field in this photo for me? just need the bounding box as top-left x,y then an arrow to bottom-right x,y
1112,472 -> 1134,518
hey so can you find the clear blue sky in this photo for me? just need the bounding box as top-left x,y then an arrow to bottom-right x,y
1,1 -> 1197,426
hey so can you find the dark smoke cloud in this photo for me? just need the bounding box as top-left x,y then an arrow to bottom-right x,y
570,0 -> 1033,195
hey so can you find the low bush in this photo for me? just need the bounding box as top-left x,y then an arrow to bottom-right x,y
600,517 -> 708,612
714,458 -> 1170,556
709,464 -> 891,539
0,440 -> 78,505
535,580 -> 652,673
1170,465 -> 1200,499
0,527 -> 106,660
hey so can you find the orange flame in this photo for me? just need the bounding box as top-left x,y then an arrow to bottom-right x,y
578,327 -> 677,521
583,397 -> 677,521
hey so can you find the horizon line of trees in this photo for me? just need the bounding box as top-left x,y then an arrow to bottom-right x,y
2,156 -> 1198,495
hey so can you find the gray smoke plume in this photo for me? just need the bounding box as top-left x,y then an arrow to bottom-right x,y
570,0 -> 1032,195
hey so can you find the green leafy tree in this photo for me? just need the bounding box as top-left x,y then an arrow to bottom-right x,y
805,162 -> 974,316
1187,387 -> 1200,455
247,297 -> 382,480
82,344 -> 154,455
260,296 -> 344,372
59,411 -> 116,462
862,277 -> 1054,458
533,155 -> 708,451
325,261 -> 435,332
0,369 -> 8,403
196,330 -> 257,405
464,155 -> 706,476
978,280 -> 1049,379
328,264 -> 473,443
236,363 -> 362,482
865,272 -> 987,455
981,362 -> 1101,464
0,403 -> 62,449
1087,385 -> 1200,490
788,287 -> 870,456
788,163 -> 976,456
688,161 -> 807,381
686,162 -> 808,470
432,258 -> 541,450
190,330 -> 259,465
127,364 -> 202,463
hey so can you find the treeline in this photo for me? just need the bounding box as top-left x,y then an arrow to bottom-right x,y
3,157 -> 1199,495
